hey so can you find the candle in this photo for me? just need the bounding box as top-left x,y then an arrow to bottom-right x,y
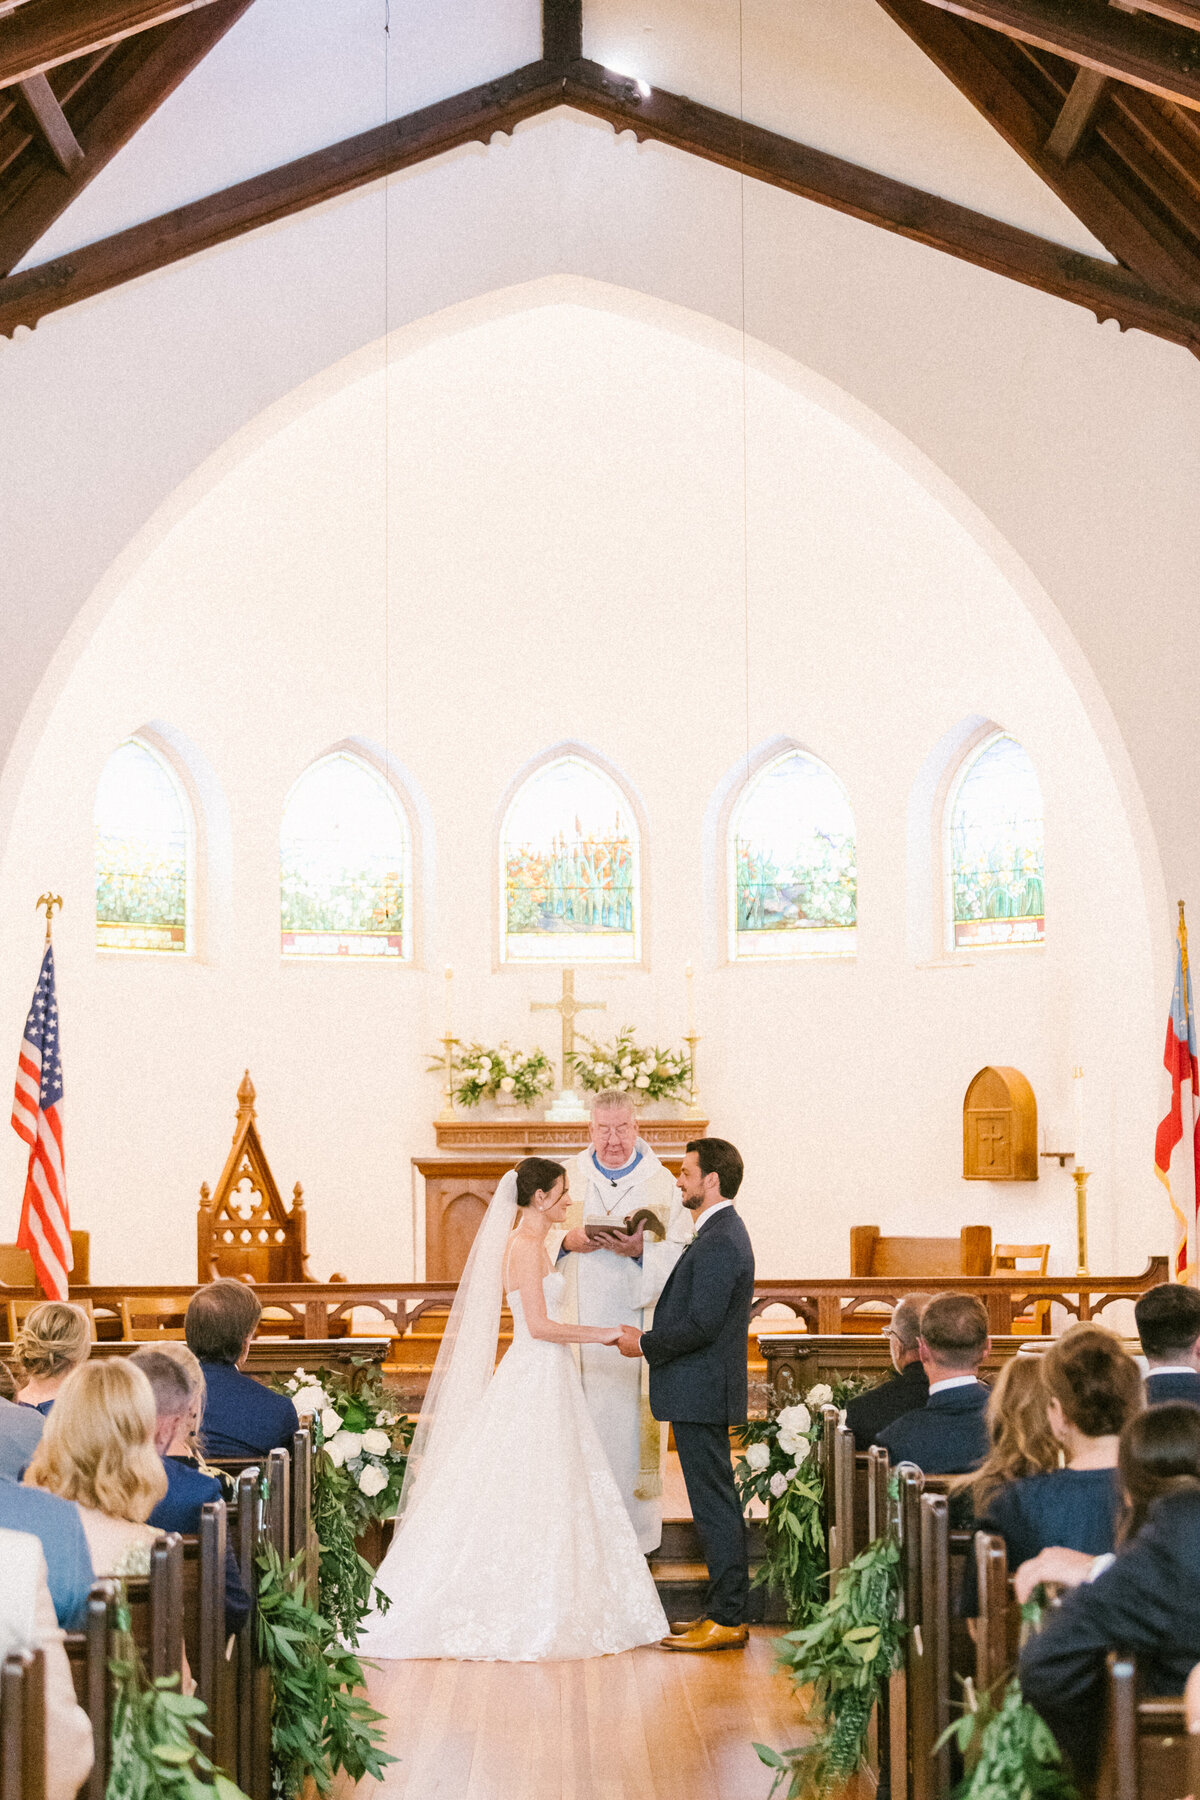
685,963 -> 695,1035
444,965 -> 453,1040
1073,1066 -> 1085,1169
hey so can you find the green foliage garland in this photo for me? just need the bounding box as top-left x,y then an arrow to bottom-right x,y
274,1358 -> 413,1643
937,1594 -> 1077,1800
106,1592 -> 248,1800
254,1542 -> 394,1800
734,1375 -> 871,1629
756,1534 -> 905,1799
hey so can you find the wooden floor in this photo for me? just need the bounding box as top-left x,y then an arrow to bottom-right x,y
342,1628 -> 812,1800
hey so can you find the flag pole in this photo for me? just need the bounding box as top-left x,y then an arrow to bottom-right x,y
35,893 -> 62,941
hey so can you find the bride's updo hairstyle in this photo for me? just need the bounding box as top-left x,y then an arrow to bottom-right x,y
514,1157 -> 565,1208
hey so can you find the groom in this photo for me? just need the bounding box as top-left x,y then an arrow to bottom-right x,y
618,1137 -> 755,1651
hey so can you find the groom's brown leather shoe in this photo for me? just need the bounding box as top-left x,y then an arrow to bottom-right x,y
659,1619 -> 749,1651
669,1616 -> 705,1634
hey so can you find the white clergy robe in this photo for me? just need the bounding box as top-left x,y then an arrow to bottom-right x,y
553,1140 -> 691,1552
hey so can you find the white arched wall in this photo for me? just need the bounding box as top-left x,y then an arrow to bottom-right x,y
0,275 -> 1166,1285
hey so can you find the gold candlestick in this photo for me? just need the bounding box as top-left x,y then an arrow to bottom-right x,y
1073,1166 -> 1090,1274
683,1031 -> 703,1119
436,966 -> 457,1120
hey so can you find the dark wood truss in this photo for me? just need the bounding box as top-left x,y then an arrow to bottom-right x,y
1,0 -> 1199,357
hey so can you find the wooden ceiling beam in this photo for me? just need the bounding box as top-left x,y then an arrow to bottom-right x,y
542,0 -> 582,64
914,0 -> 1200,111
0,0 -> 223,90
1,51 -> 1198,355
1133,1 -> 1200,29
1046,66 -> 1109,160
16,71 -> 81,170
0,0 -> 256,276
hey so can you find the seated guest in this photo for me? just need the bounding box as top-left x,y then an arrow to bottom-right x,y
12,1301 -> 91,1416
131,1347 -> 250,1631
1019,1404 -> 1200,1784
0,1387 -> 45,1481
0,1473 -> 93,1628
1135,1281 -> 1200,1405
876,1294 -> 991,1475
0,1527 -> 93,1800
844,1295 -> 930,1449
25,1359 -> 167,1578
184,1281 -> 298,1458
961,1328 -> 1140,1615
0,1360 -> 15,1399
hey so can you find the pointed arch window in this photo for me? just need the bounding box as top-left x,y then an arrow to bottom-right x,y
280,753 -> 411,960
95,738 -> 191,953
947,733 -> 1044,949
501,755 -> 640,962
730,750 -> 857,959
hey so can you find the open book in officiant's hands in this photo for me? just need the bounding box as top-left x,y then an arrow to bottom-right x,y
583,1207 -> 667,1242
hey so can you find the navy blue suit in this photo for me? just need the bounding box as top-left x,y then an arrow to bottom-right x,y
844,1360 -> 929,1451
961,1465 -> 1119,1616
149,1456 -> 250,1632
1145,1368 -> 1200,1407
0,1473 -> 93,1629
876,1379 -> 990,1475
1020,1488 -> 1200,1782
198,1360 -> 298,1458
641,1205 -> 755,1626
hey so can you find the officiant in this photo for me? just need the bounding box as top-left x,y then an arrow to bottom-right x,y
551,1090 -> 691,1552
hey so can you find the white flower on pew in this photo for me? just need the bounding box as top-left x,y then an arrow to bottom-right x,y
361,1428 -> 391,1457
745,1442 -> 771,1472
376,1411 -> 396,1427
791,1445 -> 811,1471
769,1472 -> 788,1499
777,1429 -> 805,1457
320,1407 -> 343,1440
358,1463 -> 389,1498
806,1383 -> 834,1407
292,1384 -> 329,1418
775,1403 -> 812,1437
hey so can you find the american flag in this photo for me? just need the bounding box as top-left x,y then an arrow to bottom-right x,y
10,944 -> 71,1300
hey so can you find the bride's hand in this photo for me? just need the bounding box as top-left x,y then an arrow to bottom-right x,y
595,1327 -> 622,1344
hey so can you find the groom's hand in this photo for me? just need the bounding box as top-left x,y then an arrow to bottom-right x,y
616,1325 -> 644,1359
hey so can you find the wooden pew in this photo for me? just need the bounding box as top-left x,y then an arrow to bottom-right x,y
973,1532 -> 1020,1700
233,1468 -> 272,1800
180,1502 -> 230,1773
64,1583 -> 114,1800
0,1647 -> 45,1800
291,1427 -> 317,1609
1101,1656 -> 1189,1800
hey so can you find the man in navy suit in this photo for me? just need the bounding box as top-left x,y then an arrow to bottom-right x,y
844,1294 -> 931,1450
184,1280 -> 298,1458
618,1137 -> 755,1653
877,1293 -> 990,1475
1135,1282 -> 1200,1406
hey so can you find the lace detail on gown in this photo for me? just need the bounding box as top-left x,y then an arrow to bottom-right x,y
357,1269 -> 668,1661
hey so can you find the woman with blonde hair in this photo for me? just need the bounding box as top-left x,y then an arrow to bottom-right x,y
957,1353 -> 1059,1615
24,1359 -> 167,1578
13,1301 -> 91,1414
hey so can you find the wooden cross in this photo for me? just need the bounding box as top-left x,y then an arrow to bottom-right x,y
531,969 -> 606,1089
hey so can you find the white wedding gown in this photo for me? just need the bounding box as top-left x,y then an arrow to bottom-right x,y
357,1270 -> 669,1661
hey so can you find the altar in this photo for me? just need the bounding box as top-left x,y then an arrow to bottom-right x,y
414,1114 -> 706,1279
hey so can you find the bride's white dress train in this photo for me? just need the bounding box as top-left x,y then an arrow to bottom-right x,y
357,1271 -> 669,1661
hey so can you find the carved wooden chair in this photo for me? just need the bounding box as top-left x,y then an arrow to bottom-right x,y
0,1229 -> 90,1291
990,1243 -> 1051,1335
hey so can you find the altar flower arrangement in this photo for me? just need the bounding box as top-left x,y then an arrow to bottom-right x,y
432,1041 -> 554,1108
568,1028 -> 692,1104
274,1359 -> 414,1642
734,1377 -> 867,1630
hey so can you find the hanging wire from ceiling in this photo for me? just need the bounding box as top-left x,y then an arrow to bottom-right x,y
737,0 -> 751,787
383,0 -> 391,786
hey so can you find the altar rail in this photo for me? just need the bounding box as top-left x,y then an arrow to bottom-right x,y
0,1257 -> 1167,1342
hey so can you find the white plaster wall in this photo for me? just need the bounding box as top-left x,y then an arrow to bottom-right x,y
0,291 -> 1158,1285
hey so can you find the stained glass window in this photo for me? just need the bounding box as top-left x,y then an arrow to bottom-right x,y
948,733 -> 1044,949
501,756 -> 639,962
280,754 -> 411,960
95,739 -> 190,953
730,751 -> 857,959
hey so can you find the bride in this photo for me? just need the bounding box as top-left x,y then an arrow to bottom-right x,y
358,1157 -> 669,1660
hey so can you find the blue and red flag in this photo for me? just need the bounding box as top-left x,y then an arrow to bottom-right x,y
1155,904 -> 1200,1283
10,942 -> 71,1300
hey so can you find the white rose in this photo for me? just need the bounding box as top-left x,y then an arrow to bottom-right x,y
358,1463 -> 389,1498
617,1080 -> 629,1091
769,1471 -> 788,1499
324,1436 -> 349,1468
292,1385 -> 327,1418
361,1428 -> 391,1457
286,1377 -> 298,1391
375,1410 -> 394,1427
792,1445 -> 811,1471
635,1075 -> 651,1089
806,1384 -> 834,1408
500,1076 -> 516,1093
320,1407 -> 343,1440
620,1062 -> 634,1076
777,1428 -> 804,1458
745,1442 -> 771,1472
776,1403 -> 812,1436
331,1430 -> 364,1462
